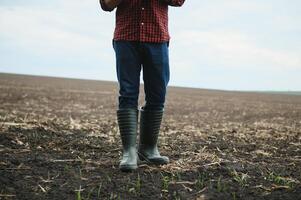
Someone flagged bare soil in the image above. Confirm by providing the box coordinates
[0,73,300,200]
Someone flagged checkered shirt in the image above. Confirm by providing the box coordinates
[100,0,185,43]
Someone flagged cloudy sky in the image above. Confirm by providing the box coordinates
[0,0,300,90]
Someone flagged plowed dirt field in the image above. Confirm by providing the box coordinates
[0,73,300,200]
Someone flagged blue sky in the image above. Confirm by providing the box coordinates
[0,0,300,90]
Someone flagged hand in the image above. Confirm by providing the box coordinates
[103,0,122,10]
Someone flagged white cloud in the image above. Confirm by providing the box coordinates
[173,29,301,70]
[0,3,114,57]
[171,1,270,26]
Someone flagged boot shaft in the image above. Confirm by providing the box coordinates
[117,109,138,149]
[139,109,164,147]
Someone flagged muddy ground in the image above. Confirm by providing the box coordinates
[0,73,300,200]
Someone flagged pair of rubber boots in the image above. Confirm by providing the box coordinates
[117,108,169,172]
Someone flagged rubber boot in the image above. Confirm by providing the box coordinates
[138,108,169,165]
[117,109,138,172]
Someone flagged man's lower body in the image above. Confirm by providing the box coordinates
[113,40,170,172]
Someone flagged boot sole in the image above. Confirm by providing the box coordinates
[119,164,138,172]
[138,156,169,165]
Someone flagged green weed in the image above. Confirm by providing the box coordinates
[216,176,227,193]
[78,166,82,179]
[135,173,141,194]
[231,170,249,187]
[172,191,181,200]
[161,173,171,192]
[109,192,117,200]
[196,171,208,190]
[266,172,297,188]
[173,171,182,182]
[97,182,102,198]
[75,185,83,200]
[128,173,142,196]
[87,187,95,200]
[232,192,236,200]
[63,164,70,172]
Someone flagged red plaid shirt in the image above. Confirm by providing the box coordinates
[100,0,185,43]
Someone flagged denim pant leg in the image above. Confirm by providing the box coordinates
[141,42,170,111]
[113,41,142,109]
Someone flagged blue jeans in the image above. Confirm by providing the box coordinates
[113,41,170,110]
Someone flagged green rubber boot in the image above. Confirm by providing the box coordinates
[117,109,138,172]
[138,109,169,165]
